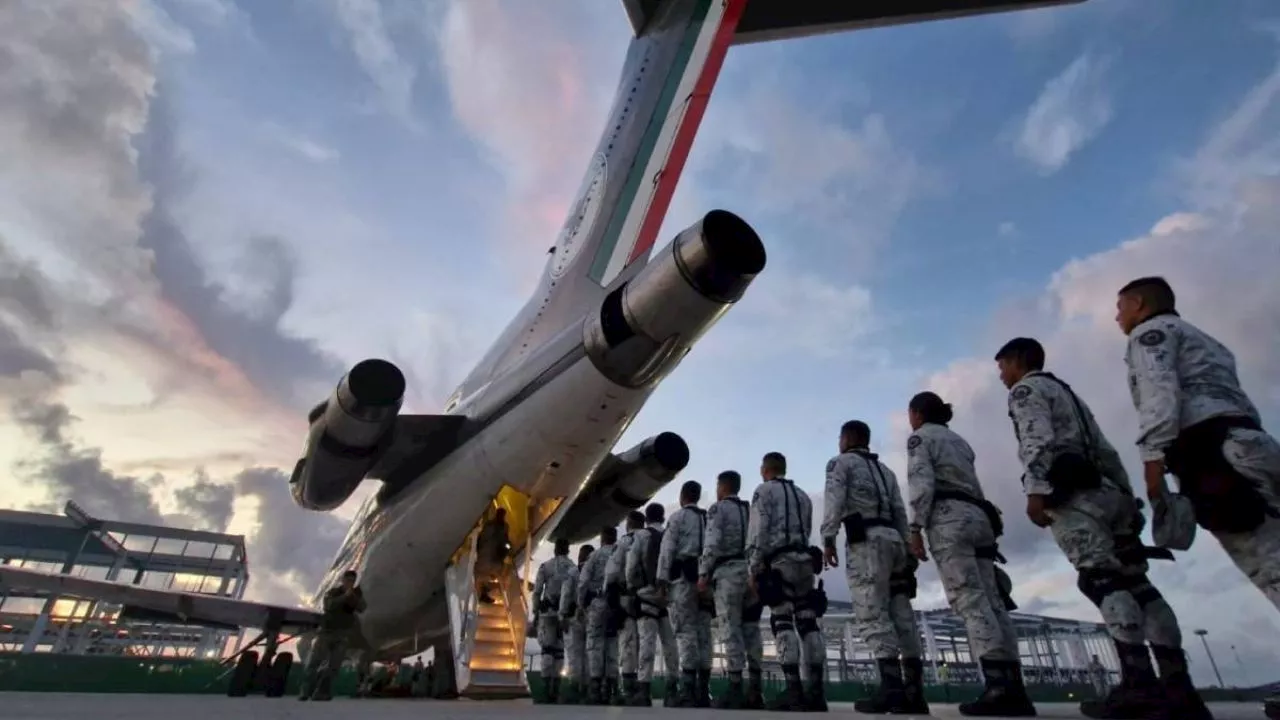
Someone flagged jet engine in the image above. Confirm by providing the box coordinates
[583,209,766,389]
[550,431,690,544]
[290,359,405,511]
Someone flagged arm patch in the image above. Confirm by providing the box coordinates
[907,436,922,451]
[1138,329,1166,347]
[1011,385,1033,401]
[825,458,837,473]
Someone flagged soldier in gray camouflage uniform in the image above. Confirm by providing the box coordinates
[822,421,924,715]
[579,527,619,704]
[699,470,752,708]
[658,480,713,708]
[627,502,680,706]
[557,544,593,704]
[905,395,1035,716]
[748,452,826,712]
[532,539,575,703]
[742,597,766,709]
[998,337,1209,720]
[1116,277,1280,720]
[607,511,645,704]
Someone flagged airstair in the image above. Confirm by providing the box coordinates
[444,519,530,699]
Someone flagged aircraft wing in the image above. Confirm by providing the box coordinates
[0,565,321,633]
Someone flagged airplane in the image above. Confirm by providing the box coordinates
[0,0,1084,701]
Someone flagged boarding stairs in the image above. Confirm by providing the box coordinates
[445,528,530,699]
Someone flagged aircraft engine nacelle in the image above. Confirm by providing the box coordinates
[583,209,766,389]
[550,431,690,544]
[289,359,406,512]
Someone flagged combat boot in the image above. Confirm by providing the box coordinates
[959,659,1037,717]
[614,673,636,705]
[695,668,712,708]
[662,673,681,707]
[1265,693,1279,720]
[310,673,334,702]
[586,676,606,705]
[605,676,620,705]
[626,678,652,706]
[854,657,908,714]
[1150,646,1213,720]
[675,669,698,707]
[900,657,931,715]
[745,669,766,709]
[768,664,806,712]
[712,672,746,709]
[804,664,829,712]
[1080,641,1164,719]
[557,679,582,704]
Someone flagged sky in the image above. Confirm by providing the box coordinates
[2,0,1278,686]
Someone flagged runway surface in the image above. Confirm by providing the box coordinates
[0,694,1268,720]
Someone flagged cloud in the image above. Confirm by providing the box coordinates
[329,0,419,127]
[892,57,1280,683]
[262,122,340,163]
[1013,52,1114,175]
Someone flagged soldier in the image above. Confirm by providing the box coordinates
[532,538,575,704]
[1116,277,1280,720]
[558,544,593,704]
[748,452,826,712]
[821,421,925,715]
[607,511,645,704]
[658,480,713,707]
[742,595,766,709]
[627,502,681,706]
[299,569,365,702]
[579,527,619,704]
[997,337,1210,719]
[698,470,752,708]
[905,394,1035,716]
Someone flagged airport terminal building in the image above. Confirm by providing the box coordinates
[0,502,248,659]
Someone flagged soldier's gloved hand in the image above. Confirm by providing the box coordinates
[905,556,920,575]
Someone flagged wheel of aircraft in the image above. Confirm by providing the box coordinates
[227,650,258,697]
[264,652,293,698]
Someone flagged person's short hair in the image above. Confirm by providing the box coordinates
[342,570,358,580]
[1119,276,1176,314]
[644,502,665,523]
[494,507,506,517]
[626,510,645,529]
[553,538,570,556]
[600,526,618,543]
[840,420,871,445]
[716,470,741,494]
[680,480,702,504]
[578,544,594,561]
[994,337,1046,371]
[762,452,787,475]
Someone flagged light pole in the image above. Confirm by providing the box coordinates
[1194,629,1224,688]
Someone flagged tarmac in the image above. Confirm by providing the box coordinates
[0,694,1269,720]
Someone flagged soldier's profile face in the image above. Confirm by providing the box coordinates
[1115,293,1142,334]
[996,358,1019,389]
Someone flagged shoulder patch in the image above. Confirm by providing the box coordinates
[1138,329,1166,347]
[825,458,837,473]
[907,435,922,451]
[1011,385,1033,401]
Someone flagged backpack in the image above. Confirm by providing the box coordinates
[641,527,663,587]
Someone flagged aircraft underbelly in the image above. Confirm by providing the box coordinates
[355,356,653,652]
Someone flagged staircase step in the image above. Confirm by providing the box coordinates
[468,656,522,672]
[477,614,510,630]
[469,669,525,687]
[473,639,517,658]
[475,628,510,644]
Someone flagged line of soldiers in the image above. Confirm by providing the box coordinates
[530,275,1280,718]
[531,457,832,711]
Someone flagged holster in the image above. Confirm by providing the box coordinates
[841,513,868,544]
[1166,416,1276,534]
[1043,452,1103,508]
[888,571,917,600]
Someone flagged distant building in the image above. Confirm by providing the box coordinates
[0,502,248,658]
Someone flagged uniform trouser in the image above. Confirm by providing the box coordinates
[845,530,921,660]
[635,589,678,682]
[619,612,639,674]
[586,598,619,679]
[766,553,825,666]
[712,561,749,672]
[668,579,712,671]
[303,632,348,692]
[928,502,1019,661]
[1213,427,1280,611]
[1049,487,1182,648]
[564,615,587,683]
[536,614,564,677]
[743,618,763,672]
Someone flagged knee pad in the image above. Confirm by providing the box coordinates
[769,613,794,637]
[1129,578,1166,608]
[1076,568,1135,607]
[796,617,820,637]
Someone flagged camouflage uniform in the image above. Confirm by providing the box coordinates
[658,504,713,707]
[747,478,824,710]
[701,494,752,707]
[824,448,923,713]
[578,542,618,704]
[533,554,575,702]
[606,530,639,702]
[558,563,587,703]
[1009,370,1198,718]
[299,586,364,701]
[627,522,680,706]
[1126,314,1280,609]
